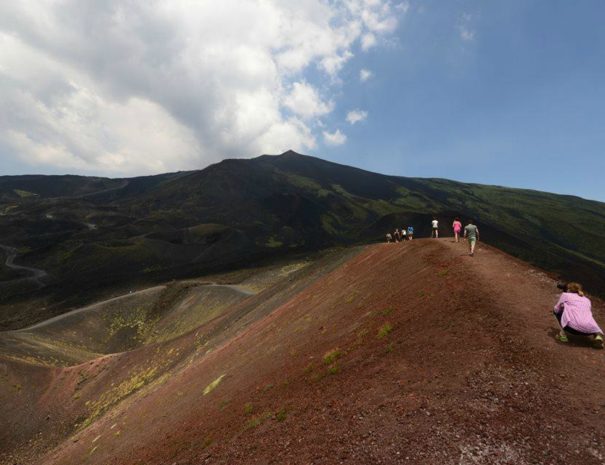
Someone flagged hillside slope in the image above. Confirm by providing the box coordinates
[1,151,605,328]
[2,239,604,465]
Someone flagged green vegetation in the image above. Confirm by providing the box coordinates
[320,214,340,236]
[107,308,154,341]
[377,323,393,339]
[244,402,254,414]
[245,411,273,430]
[275,407,287,422]
[13,189,38,198]
[281,172,333,198]
[265,237,283,248]
[219,399,231,410]
[203,374,226,396]
[323,348,342,365]
[327,364,340,375]
[79,366,159,430]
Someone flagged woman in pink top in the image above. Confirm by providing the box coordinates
[452,218,462,243]
[553,282,603,348]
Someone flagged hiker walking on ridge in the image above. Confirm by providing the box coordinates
[553,282,604,348]
[407,226,414,240]
[431,218,439,238]
[463,220,479,256]
[394,228,401,242]
[386,232,392,243]
[452,217,462,243]
[401,227,407,241]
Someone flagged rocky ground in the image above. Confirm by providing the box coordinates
[1,239,604,465]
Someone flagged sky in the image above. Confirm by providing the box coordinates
[0,1,604,201]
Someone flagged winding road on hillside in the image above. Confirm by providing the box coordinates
[0,244,47,288]
[14,281,256,333]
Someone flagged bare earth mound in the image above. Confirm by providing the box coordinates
[1,240,605,465]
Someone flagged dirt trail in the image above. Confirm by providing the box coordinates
[0,244,48,288]
[9,282,256,333]
[4,240,605,465]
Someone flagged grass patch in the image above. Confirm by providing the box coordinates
[79,366,159,430]
[377,323,393,339]
[219,399,230,410]
[323,348,342,365]
[245,412,272,430]
[437,268,449,277]
[303,363,314,374]
[311,371,327,382]
[244,402,254,415]
[265,236,283,248]
[327,364,340,375]
[380,308,394,316]
[275,407,287,422]
[14,189,38,198]
[203,374,226,396]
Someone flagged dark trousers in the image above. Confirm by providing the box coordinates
[554,311,592,336]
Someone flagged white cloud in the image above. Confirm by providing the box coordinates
[346,110,368,124]
[458,13,476,42]
[395,2,411,14]
[361,33,378,50]
[0,1,404,175]
[283,82,334,119]
[323,129,347,146]
[460,27,475,42]
[360,68,374,82]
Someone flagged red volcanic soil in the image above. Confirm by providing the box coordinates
[3,239,605,465]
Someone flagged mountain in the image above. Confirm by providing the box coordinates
[1,151,605,329]
[2,241,605,464]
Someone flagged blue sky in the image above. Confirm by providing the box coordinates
[1,1,604,201]
[325,0,605,201]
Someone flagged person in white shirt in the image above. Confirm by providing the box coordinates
[431,218,439,238]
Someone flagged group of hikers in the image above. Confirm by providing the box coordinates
[384,216,604,349]
[385,226,414,243]
[386,217,479,256]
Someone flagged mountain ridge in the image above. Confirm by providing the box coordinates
[1,151,605,330]
[2,239,605,465]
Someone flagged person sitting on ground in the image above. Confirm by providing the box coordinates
[463,219,479,256]
[452,217,462,243]
[386,232,392,243]
[407,226,414,240]
[553,282,604,348]
[394,228,401,242]
[431,218,439,238]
